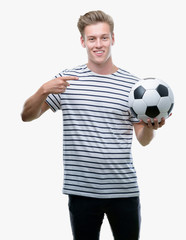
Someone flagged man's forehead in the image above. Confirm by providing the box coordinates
[84,22,111,36]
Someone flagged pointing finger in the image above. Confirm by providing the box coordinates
[60,76,79,81]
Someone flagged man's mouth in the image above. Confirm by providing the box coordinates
[94,50,104,56]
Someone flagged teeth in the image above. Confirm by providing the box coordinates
[96,51,103,53]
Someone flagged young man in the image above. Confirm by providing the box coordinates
[21,10,165,240]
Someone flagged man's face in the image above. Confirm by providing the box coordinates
[81,22,115,66]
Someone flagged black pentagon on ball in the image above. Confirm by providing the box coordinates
[145,106,160,118]
[156,84,168,97]
[134,86,146,99]
[130,107,138,118]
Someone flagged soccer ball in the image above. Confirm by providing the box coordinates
[129,78,174,123]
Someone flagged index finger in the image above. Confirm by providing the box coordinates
[60,76,79,81]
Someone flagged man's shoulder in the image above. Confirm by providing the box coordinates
[117,67,140,81]
[114,67,141,88]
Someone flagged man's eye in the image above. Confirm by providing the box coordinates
[103,37,108,40]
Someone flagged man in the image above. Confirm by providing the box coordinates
[21,10,165,240]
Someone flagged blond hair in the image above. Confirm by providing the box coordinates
[77,10,114,37]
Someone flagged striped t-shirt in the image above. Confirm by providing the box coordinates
[46,64,140,198]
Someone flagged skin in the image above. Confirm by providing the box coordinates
[21,21,165,145]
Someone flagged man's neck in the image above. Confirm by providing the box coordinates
[87,60,118,75]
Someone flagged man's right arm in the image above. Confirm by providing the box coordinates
[21,76,78,122]
[21,86,50,122]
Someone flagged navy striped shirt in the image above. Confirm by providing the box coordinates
[46,64,140,198]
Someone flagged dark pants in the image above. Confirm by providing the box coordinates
[68,195,141,240]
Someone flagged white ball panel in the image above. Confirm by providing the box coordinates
[168,87,174,103]
[158,97,171,112]
[156,112,169,121]
[140,79,159,90]
[143,90,160,106]
[132,99,147,115]
[138,115,148,123]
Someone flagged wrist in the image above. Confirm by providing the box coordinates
[40,83,51,96]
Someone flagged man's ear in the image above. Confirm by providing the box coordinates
[111,32,115,46]
[80,36,86,48]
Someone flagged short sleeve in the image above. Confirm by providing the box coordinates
[45,72,64,112]
[130,115,140,123]
[45,93,61,112]
[128,109,140,123]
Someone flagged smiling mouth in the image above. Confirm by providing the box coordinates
[94,50,104,56]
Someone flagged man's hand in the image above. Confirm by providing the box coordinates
[139,117,165,130]
[42,76,79,95]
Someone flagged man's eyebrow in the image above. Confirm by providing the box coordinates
[87,33,110,38]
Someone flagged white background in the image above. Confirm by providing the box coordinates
[1,0,185,239]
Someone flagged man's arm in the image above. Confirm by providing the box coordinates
[21,87,50,122]
[21,76,78,122]
[133,118,165,146]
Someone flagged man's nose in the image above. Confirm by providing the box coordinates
[95,39,102,48]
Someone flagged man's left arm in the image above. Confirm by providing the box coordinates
[133,118,165,146]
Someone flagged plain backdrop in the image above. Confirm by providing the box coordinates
[1,0,185,239]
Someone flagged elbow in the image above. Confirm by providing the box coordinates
[138,137,153,146]
[21,111,39,122]
[21,105,39,122]
[21,112,29,122]
[140,141,150,147]
[21,103,30,122]
[21,111,34,122]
